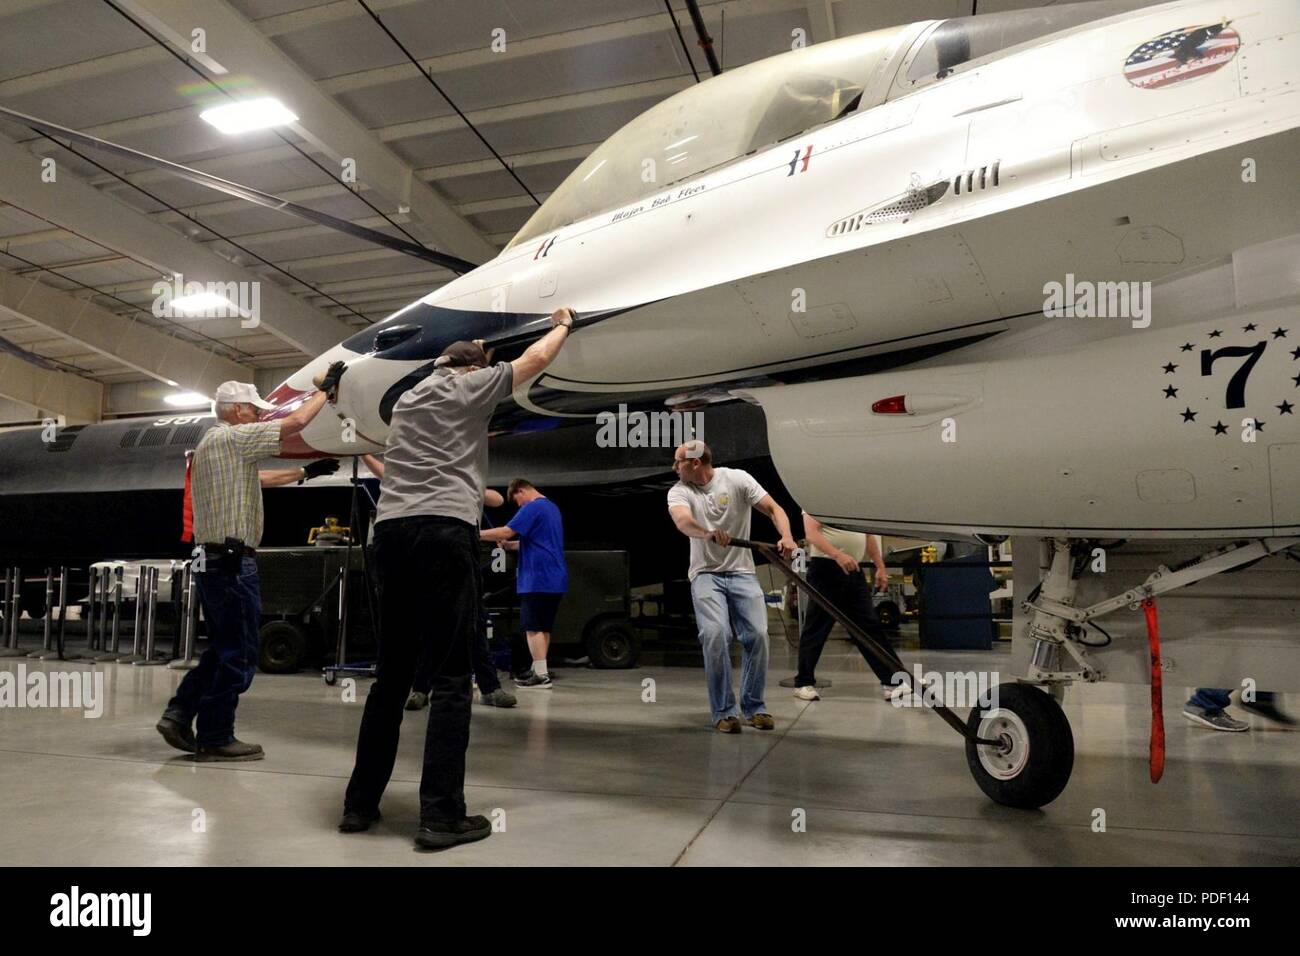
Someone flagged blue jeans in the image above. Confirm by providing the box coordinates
[165,557,261,747]
[1187,688,1275,711]
[690,571,769,723]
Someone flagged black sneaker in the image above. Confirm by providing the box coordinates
[194,739,265,761]
[405,691,428,711]
[338,808,381,833]
[1239,698,1296,726]
[516,671,552,689]
[156,716,197,753]
[415,815,492,850]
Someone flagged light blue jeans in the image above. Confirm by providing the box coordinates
[690,572,769,723]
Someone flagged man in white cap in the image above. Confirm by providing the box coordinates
[156,368,343,761]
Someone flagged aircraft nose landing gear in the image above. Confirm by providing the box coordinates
[965,682,1075,809]
[729,537,1068,810]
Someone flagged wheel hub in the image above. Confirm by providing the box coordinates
[977,709,1030,780]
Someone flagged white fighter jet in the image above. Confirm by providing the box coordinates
[3,0,1298,807]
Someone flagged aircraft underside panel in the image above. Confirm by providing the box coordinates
[739,303,1300,539]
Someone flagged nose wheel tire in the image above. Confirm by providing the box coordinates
[966,682,1073,809]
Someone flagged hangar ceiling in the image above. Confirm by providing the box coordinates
[0,0,1156,421]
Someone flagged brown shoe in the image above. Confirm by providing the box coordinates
[194,739,265,762]
[714,716,742,734]
[745,713,775,731]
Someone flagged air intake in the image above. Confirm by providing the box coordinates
[826,180,950,237]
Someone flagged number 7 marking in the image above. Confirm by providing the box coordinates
[1200,341,1266,409]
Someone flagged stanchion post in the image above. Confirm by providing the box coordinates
[0,566,26,657]
[116,565,145,664]
[109,566,124,654]
[136,566,166,666]
[168,566,199,670]
[33,567,54,656]
[47,566,79,662]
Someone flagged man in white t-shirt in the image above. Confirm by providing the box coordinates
[667,440,796,733]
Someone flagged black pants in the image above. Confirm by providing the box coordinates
[412,571,499,696]
[795,558,897,687]
[344,515,480,823]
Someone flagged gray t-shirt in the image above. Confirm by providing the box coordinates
[666,466,768,581]
[375,362,514,527]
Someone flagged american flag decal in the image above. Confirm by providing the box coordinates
[1124,22,1240,90]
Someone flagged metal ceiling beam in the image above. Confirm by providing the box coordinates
[0,132,355,356]
[806,0,837,42]
[376,76,690,142]
[0,352,102,423]
[1,0,796,103]
[318,0,796,96]
[0,268,251,394]
[115,0,497,265]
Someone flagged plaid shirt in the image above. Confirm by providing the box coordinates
[191,421,282,547]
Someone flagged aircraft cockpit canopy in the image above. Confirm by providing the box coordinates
[507,0,1153,249]
[507,26,902,248]
[899,0,1153,90]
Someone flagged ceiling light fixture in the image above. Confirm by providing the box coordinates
[170,291,239,316]
[163,391,210,408]
[200,97,298,135]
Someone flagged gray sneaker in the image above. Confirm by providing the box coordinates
[405,691,428,711]
[479,688,517,708]
[1183,706,1249,732]
[516,671,552,689]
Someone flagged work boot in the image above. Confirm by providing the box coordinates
[745,713,775,731]
[415,815,491,850]
[195,739,265,761]
[338,807,381,833]
[714,716,742,734]
[479,688,517,708]
[405,691,428,711]
[156,716,197,753]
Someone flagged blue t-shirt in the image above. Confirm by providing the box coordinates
[507,497,567,594]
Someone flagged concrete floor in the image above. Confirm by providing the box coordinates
[1,638,1297,866]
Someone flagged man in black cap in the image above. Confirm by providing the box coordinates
[340,308,576,849]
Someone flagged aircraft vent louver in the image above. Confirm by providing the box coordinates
[120,429,142,449]
[825,180,950,237]
[170,424,204,446]
[139,428,172,448]
[953,160,1001,195]
[44,425,85,453]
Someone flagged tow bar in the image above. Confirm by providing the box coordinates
[730,539,1001,748]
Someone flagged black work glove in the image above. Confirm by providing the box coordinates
[301,459,340,482]
[317,360,347,402]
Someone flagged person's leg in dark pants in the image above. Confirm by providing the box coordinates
[344,519,427,814]
[416,523,478,823]
[410,645,434,697]
[167,558,261,748]
[793,559,840,688]
[472,620,501,695]
[839,572,898,689]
